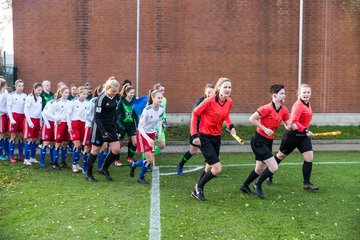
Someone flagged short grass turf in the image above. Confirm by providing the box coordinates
[0,151,359,239]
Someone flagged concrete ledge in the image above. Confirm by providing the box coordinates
[167,113,360,126]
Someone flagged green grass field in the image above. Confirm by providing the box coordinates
[166,125,360,141]
[1,151,359,239]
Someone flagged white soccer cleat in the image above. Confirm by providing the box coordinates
[29,158,39,163]
[23,159,32,166]
[76,164,83,171]
[72,165,79,173]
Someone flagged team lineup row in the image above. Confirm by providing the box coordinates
[0,76,318,199]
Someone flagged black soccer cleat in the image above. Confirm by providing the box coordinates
[137,177,149,184]
[86,175,98,182]
[266,176,273,185]
[191,184,206,201]
[240,184,253,194]
[52,163,60,170]
[98,169,113,181]
[130,166,135,178]
[303,183,319,190]
[253,184,265,199]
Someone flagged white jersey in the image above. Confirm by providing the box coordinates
[85,97,97,128]
[42,100,56,126]
[46,98,72,123]
[7,91,27,114]
[24,94,42,119]
[67,98,88,128]
[0,90,8,115]
[138,105,164,141]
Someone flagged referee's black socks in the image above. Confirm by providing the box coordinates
[302,161,313,184]
[197,171,216,190]
[179,151,193,167]
[274,155,282,165]
[243,170,260,187]
[256,168,274,186]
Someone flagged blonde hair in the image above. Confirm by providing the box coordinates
[215,77,231,96]
[77,86,87,93]
[297,83,311,96]
[54,85,69,100]
[148,89,161,105]
[153,83,164,90]
[103,76,120,91]
[0,78,7,93]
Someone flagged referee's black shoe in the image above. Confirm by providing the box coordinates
[303,183,319,190]
[240,184,253,194]
[266,176,273,185]
[86,175,97,182]
[191,184,206,201]
[99,169,113,181]
[253,183,265,199]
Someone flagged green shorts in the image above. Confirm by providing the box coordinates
[118,122,137,140]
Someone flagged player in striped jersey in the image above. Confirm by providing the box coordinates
[46,86,72,169]
[0,77,9,161]
[23,83,43,166]
[130,89,165,184]
[7,79,27,163]
[67,86,88,173]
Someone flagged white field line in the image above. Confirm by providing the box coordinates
[149,166,161,240]
[159,161,360,176]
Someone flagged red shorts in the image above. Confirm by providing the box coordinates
[54,122,69,143]
[24,118,41,139]
[8,113,25,133]
[136,131,155,153]
[82,127,91,146]
[0,114,8,133]
[41,121,55,142]
[70,120,86,141]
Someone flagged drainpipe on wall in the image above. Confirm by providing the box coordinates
[136,0,141,97]
[298,0,304,90]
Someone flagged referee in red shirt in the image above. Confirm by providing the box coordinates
[275,83,319,191]
[240,84,290,199]
[190,77,236,201]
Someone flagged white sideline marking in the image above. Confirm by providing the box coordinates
[159,166,203,176]
[149,166,161,240]
[159,161,360,176]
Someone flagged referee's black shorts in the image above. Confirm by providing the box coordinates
[279,130,313,155]
[199,133,221,165]
[250,132,274,161]
[90,122,119,147]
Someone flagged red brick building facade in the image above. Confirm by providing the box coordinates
[12,1,360,113]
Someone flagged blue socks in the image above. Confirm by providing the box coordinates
[132,159,143,168]
[61,147,67,163]
[4,138,9,156]
[30,142,37,158]
[0,139,4,155]
[53,147,59,165]
[24,141,31,160]
[139,161,151,178]
[40,146,47,167]
[97,151,106,170]
[72,148,80,165]
[9,140,15,158]
[18,140,24,157]
[82,152,88,173]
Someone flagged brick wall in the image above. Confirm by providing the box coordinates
[13,0,360,113]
